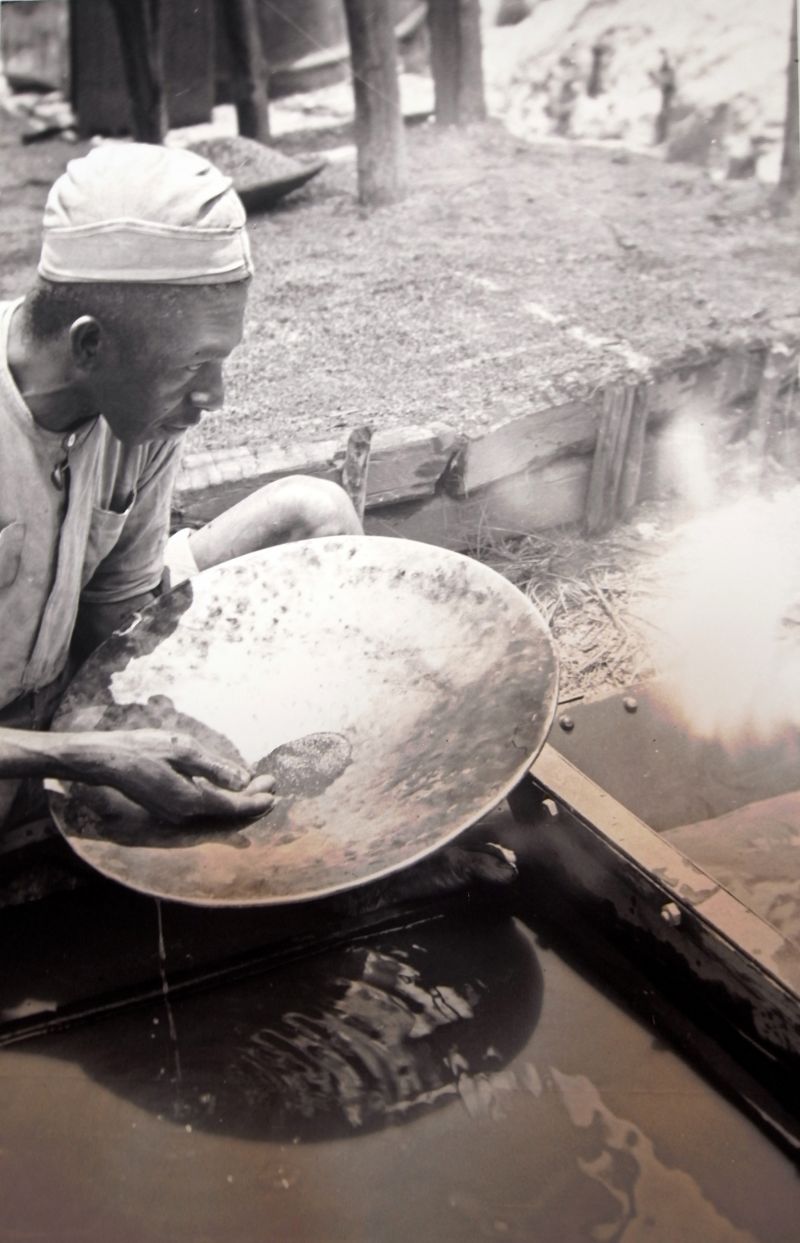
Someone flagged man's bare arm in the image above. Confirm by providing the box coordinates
[0,726,275,822]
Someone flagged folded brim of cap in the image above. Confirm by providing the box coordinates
[38,217,254,284]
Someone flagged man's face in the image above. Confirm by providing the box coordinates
[90,282,249,445]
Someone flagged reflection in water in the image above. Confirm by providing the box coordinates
[552,1070,759,1243]
[60,912,542,1143]
[230,945,480,1130]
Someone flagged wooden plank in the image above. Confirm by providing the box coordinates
[174,341,784,535]
[174,424,461,524]
[528,745,800,1057]
[445,348,759,503]
[176,342,779,528]
[175,401,665,543]
[363,424,462,506]
[444,398,598,497]
[366,454,592,548]
[714,345,767,409]
[178,449,591,544]
[637,352,723,427]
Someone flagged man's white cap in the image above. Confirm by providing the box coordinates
[38,143,254,285]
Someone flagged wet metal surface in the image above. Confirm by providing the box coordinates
[549,681,800,833]
[664,792,800,945]
[48,537,558,905]
[547,683,800,950]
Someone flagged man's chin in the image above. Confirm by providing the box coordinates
[135,420,193,444]
[154,422,191,439]
[102,409,198,444]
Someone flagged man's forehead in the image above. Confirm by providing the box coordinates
[141,282,248,352]
[140,280,249,320]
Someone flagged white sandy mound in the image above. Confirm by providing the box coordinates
[483,0,792,179]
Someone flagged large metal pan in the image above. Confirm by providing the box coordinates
[47,536,558,906]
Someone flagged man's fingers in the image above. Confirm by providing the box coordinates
[245,773,276,794]
[170,739,251,791]
[106,733,279,821]
[195,781,276,819]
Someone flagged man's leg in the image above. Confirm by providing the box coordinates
[181,475,363,577]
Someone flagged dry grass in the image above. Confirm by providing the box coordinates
[473,501,676,702]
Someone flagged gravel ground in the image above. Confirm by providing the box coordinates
[1,109,798,458]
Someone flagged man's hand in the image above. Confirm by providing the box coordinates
[73,729,277,822]
[0,725,275,824]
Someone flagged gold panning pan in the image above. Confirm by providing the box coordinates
[47,536,558,906]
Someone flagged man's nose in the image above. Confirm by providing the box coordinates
[188,364,225,412]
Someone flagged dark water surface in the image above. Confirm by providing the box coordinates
[0,896,796,1243]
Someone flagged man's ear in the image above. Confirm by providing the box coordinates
[68,316,103,370]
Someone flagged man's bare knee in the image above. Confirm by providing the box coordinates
[273,475,363,538]
[188,475,362,573]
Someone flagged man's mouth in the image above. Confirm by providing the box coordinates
[161,411,204,433]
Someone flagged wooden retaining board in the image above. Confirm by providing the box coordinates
[175,422,462,524]
[174,340,789,544]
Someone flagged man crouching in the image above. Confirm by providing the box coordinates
[0,143,359,829]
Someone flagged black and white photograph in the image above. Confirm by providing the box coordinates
[0,1,798,1239]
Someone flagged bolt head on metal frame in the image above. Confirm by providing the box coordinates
[660,901,682,927]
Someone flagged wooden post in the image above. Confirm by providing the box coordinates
[778,0,799,198]
[107,0,167,143]
[748,342,796,468]
[585,383,649,535]
[216,0,271,143]
[341,426,373,524]
[342,0,407,207]
[617,385,649,519]
[428,0,487,126]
